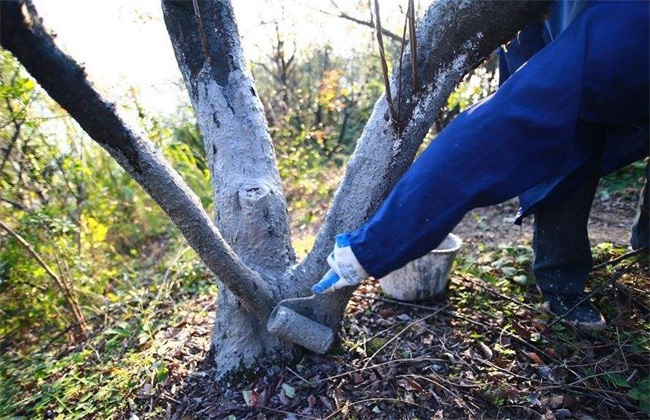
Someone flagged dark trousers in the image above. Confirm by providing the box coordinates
[533,161,649,296]
[532,166,600,296]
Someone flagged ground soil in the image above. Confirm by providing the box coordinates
[146,188,648,419]
[452,188,638,253]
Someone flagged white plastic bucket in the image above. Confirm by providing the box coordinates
[379,233,462,301]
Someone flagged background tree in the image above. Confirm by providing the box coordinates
[0,0,550,383]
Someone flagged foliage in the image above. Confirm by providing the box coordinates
[0,239,215,419]
[598,158,647,201]
[0,51,210,347]
[251,43,384,223]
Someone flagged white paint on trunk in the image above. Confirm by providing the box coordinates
[190,65,298,381]
[162,0,551,383]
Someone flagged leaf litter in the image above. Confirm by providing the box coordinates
[141,198,649,419]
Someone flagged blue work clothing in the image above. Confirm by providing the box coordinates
[347,0,649,279]
[499,1,648,221]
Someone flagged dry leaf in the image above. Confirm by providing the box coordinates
[479,341,493,360]
[549,366,567,383]
[548,394,564,409]
[528,393,542,407]
[527,352,545,365]
[319,395,334,411]
[278,388,290,405]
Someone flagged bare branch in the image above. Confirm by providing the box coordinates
[408,0,419,92]
[295,0,402,42]
[0,118,21,175]
[373,0,395,123]
[0,0,276,318]
[396,6,409,121]
[0,196,28,211]
[0,218,87,329]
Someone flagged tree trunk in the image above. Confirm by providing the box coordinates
[164,0,550,382]
[161,0,303,383]
[291,0,552,346]
[1,0,550,384]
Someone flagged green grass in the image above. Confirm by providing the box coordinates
[0,238,215,419]
[598,159,647,201]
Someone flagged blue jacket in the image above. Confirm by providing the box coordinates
[499,0,648,222]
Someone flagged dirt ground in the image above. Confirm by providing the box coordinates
[452,189,638,254]
[148,188,648,419]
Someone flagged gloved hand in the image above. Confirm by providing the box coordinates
[311,233,369,294]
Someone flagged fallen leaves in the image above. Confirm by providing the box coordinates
[143,246,648,419]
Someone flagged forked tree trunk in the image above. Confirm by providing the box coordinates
[163,0,550,383]
[1,0,550,384]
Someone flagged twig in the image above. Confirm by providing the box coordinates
[404,373,484,413]
[459,274,541,314]
[373,0,395,123]
[396,7,408,121]
[0,218,87,330]
[537,383,642,414]
[542,258,645,333]
[261,405,321,420]
[0,118,22,175]
[446,309,561,365]
[0,196,28,211]
[295,0,402,41]
[592,247,648,270]
[324,396,433,419]
[191,0,211,62]
[614,283,650,314]
[313,357,439,385]
[475,358,530,380]
[352,292,559,364]
[353,292,444,311]
[286,366,311,385]
[362,304,450,368]
[408,0,419,92]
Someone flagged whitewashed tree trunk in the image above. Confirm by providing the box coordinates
[1,0,550,384]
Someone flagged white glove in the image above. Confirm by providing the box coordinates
[311,233,369,294]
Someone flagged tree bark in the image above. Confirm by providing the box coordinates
[163,0,298,382]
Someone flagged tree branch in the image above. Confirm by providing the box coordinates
[0,99,23,175]
[0,196,28,211]
[0,0,276,318]
[373,0,395,123]
[298,1,401,42]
